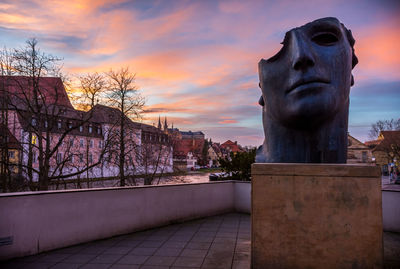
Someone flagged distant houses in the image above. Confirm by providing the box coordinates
[4,74,390,189]
[346,131,400,175]
[365,130,400,174]
[170,129,205,170]
[347,134,373,164]
[0,75,173,189]
[220,140,243,154]
[2,75,247,188]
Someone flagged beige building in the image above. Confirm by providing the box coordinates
[347,134,373,164]
[208,143,222,166]
[369,131,400,173]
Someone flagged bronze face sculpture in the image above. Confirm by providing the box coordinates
[257,17,358,163]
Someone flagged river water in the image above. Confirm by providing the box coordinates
[48,172,212,190]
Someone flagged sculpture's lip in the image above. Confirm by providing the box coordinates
[287,78,330,95]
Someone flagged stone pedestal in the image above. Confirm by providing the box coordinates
[251,163,383,269]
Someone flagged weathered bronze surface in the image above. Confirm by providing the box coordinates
[257,17,358,163]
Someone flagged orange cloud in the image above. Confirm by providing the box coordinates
[218,119,238,124]
[354,17,400,80]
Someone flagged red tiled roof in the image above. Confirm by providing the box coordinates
[364,139,381,147]
[211,143,222,154]
[380,130,400,139]
[0,76,73,110]
[220,140,242,152]
[174,138,204,159]
[374,131,400,151]
[90,104,142,129]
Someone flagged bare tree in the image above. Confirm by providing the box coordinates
[104,67,145,186]
[139,126,175,185]
[0,47,14,191]
[74,72,106,110]
[369,118,400,139]
[0,39,108,191]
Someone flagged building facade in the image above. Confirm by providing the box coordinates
[347,134,373,164]
[0,76,173,186]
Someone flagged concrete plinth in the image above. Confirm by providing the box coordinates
[251,163,383,269]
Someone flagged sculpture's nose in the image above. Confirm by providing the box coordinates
[290,31,315,71]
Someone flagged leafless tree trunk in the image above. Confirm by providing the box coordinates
[0,48,18,192]
[105,67,144,186]
[140,130,175,186]
[369,119,400,139]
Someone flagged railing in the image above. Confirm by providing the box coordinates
[382,189,400,233]
[0,181,250,260]
[1,182,398,261]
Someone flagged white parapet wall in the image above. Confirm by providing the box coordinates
[234,181,251,213]
[382,190,400,233]
[0,181,251,260]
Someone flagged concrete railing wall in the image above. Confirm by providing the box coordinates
[234,181,251,213]
[0,181,247,260]
[382,190,400,233]
[1,181,397,260]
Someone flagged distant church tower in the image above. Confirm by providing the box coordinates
[164,116,168,132]
[158,116,161,130]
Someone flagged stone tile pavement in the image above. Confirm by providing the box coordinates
[2,213,399,269]
[1,213,250,269]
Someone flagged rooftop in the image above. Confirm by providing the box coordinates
[0,76,73,110]
[1,213,399,269]
[0,179,399,268]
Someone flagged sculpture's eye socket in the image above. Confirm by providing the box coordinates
[312,32,338,46]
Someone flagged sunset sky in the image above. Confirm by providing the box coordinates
[0,0,399,146]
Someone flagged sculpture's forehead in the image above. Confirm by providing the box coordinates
[264,17,343,63]
[290,17,341,34]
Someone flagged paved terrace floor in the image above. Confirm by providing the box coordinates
[2,213,400,269]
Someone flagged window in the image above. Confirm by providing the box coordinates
[8,151,15,158]
[79,125,83,132]
[57,152,63,163]
[45,121,48,128]
[58,120,62,129]
[79,153,83,163]
[31,118,37,126]
[31,135,37,145]
[89,125,93,133]
[99,140,103,148]
[89,140,93,148]
[89,153,93,163]
[70,155,75,163]
[70,138,74,147]
[80,139,84,147]
[97,127,101,134]
[362,151,367,163]
[68,121,73,129]
[32,151,37,163]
